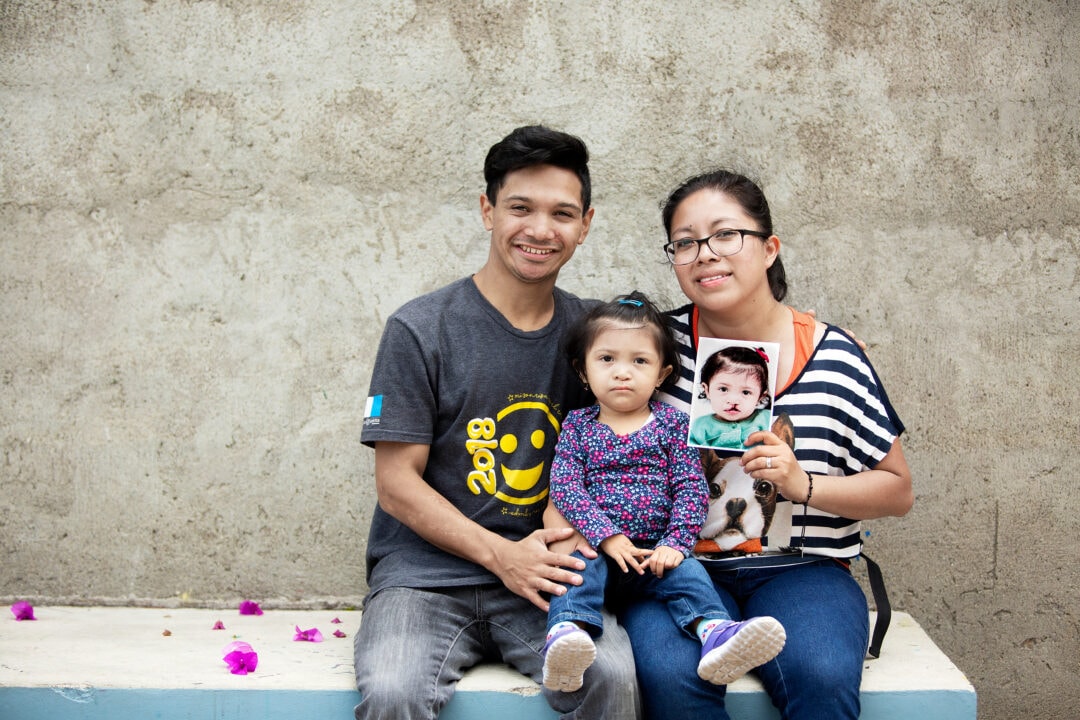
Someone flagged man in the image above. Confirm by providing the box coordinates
[354,125,640,720]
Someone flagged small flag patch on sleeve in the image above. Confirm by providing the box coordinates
[365,395,383,419]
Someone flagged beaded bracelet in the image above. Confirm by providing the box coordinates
[802,471,814,505]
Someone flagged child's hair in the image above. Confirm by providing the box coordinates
[698,346,772,408]
[561,290,679,389]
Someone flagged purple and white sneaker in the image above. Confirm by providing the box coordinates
[542,625,597,692]
[697,616,786,685]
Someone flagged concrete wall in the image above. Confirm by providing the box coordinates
[2,1,1077,718]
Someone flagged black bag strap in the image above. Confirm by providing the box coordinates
[860,552,891,659]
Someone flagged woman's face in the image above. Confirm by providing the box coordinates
[668,188,779,314]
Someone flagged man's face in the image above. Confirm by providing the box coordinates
[480,164,594,286]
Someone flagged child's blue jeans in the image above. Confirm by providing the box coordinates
[547,550,730,638]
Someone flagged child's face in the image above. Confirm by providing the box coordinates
[703,368,765,422]
[583,323,672,420]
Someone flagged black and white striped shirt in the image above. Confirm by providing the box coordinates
[659,304,905,560]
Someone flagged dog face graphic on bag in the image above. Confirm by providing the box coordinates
[695,413,795,555]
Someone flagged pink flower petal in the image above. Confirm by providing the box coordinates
[11,601,35,621]
[222,641,258,675]
[223,649,259,675]
[333,629,347,638]
[238,600,263,616]
[293,625,323,642]
[212,620,226,630]
[330,617,342,624]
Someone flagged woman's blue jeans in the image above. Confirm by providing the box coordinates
[619,557,869,720]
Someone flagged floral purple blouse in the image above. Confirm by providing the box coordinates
[550,400,707,555]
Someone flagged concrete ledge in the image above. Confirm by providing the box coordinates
[0,607,975,719]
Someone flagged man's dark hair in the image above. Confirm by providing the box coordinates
[484,125,591,211]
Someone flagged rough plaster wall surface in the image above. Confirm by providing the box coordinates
[1,1,1077,718]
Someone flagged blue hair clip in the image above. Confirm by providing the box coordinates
[618,299,644,307]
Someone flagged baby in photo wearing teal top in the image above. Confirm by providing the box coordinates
[689,345,772,451]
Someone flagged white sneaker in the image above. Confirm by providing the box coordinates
[542,626,597,692]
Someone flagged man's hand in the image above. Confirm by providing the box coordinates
[490,527,588,612]
[542,502,599,559]
[599,533,652,575]
[373,444,595,613]
[645,545,684,578]
[805,308,867,351]
[547,528,598,560]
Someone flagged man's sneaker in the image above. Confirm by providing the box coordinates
[542,625,597,692]
[697,616,786,685]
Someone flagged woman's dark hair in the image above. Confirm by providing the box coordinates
[484,125,592,211]
[698,346,772,409]
[661,169,787,302]
[561,290,680,389]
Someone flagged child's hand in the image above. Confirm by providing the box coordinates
[646,545,684,578]
[600,534,652,575]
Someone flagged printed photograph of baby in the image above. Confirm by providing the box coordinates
[688,338,780,454]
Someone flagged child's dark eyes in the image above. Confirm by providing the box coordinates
[594,355,651,365]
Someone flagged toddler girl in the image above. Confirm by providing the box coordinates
[542,292,785,692]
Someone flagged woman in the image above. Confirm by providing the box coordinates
[620,170,914,720]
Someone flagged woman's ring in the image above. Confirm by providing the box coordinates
[765,456,772,469]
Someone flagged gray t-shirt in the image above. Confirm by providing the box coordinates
[361,277,594,596]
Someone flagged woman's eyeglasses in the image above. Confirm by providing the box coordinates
[663,228,769,265]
